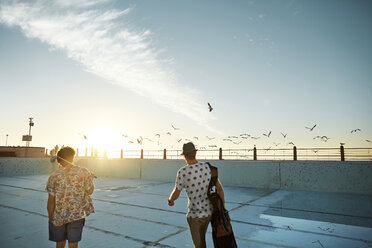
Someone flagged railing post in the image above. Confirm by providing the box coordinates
[219,148,222,160]
[293,146,297,161]
[120,149,123,159]
[340,145,345,161]
[253,146,257,160]
[85,148,88,157]
[76,148,79,158]
[91,148,94,157]
[140,149,144,159]
[163,149,167,160]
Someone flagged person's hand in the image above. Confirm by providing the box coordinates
[168,199,174,206]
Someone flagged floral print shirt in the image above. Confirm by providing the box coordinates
[46,166,95,226]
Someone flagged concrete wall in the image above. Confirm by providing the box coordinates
[279,161,372,195]
[0,158,58,175]
[1,158,371,195]
[0,146,46,158]
[210,160,280,189]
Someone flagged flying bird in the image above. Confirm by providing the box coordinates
[305,124,317,131]
[366,140,372,143]
[166,132,172,136]
[128,141,134,144]
[207,102,213,112]
[241,136,249,139]
[273,142,280,146]
[228,136,238,139]
[321,136,330,142]
[233,141,242,145]
[193,137,199,140]
[251,136,260,140]
[240,133,250,137]
[313,136,322,140]
[281,132,287,138]
[340,142,345,146]
[144,138,154,142]
[83,135,88,140]
[155,134,160,138]
[208,145,217,148]
[171,125,180,130]
[223,139,232,142]
[265,147,272,151]
[263,131,271,137]
[137,137,143,144]
[351,129,361,133]
[185,139,191,142]
[206,136,215,140]
[288,142,295,146]
[176,139,182,143]
[122,134,128,138]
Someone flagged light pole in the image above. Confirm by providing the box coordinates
[23,117,34,157]
[26,117,34,147]
[5,134,8,146]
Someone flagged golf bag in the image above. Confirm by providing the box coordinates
[206,162,237,248]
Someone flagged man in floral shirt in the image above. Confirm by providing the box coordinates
[46,146,95,248]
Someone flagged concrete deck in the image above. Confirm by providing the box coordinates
[0,175,371,248]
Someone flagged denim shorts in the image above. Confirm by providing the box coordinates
[49,218,85,242]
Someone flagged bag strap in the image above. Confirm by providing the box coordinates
[206,162,218,198]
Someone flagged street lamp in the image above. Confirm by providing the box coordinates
[22,117,34,147]
[27,117,34,147]
[5,134,8,146]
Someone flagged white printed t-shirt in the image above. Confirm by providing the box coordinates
[175,162,213,218]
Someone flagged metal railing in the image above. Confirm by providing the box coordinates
[75,146,372,161]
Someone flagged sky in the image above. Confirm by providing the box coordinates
[0,0,371,153]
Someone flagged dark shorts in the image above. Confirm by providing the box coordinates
[49,218,85,242]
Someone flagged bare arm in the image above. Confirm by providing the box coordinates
[216,179,225,204]
[86,184,94,195]
[168,186,181,206]
[86,172,95,195]
[47,194,55,222]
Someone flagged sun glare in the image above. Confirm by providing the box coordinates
[81,125,124,153]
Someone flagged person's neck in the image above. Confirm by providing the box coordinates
[186,159,198,165]
[63,163,74,169]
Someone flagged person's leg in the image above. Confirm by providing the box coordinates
[199,216,211,247]
[49,221,67,246]
[68,242,78,248]
[56,240,66,248]
[187,217,211,248]
[66,219,85,247]
[187,217,201,248]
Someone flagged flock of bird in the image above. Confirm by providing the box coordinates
[80,102,372,149]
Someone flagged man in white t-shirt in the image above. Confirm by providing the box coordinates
[168,142,225,248]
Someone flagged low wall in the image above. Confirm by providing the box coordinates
[0,146,46,158]
[279,161,372,195]
[0,158,371,195]
[0,158,58,175]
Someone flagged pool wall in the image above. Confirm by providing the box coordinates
[1,158,371,195]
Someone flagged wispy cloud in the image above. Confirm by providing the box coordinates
[0,0,218,131]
